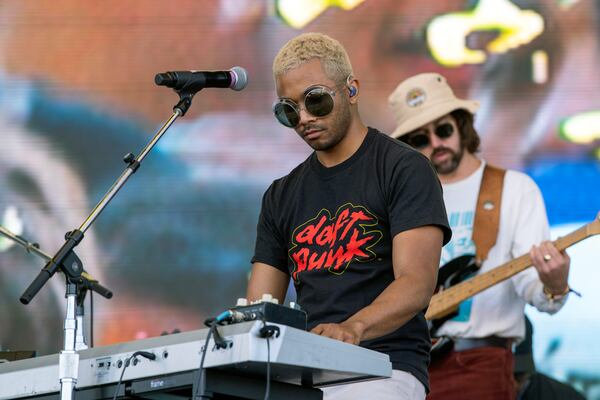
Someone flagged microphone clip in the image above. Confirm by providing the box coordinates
[173,92,194,117]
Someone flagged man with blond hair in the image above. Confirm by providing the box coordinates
[388,73,572,400]
[247,33,451,399]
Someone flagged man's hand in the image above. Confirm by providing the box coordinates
[530,241,570,294]
[311,321,366,345]
[308,226,442,344]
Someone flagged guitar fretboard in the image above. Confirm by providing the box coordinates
[425,222,593,320]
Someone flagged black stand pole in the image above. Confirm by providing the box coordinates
[19,107,181,305]
[0,225,113,302]
[17,85,200,400]
[0,225,111,350]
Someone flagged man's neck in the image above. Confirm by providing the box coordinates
[438,152,481,184]
[316,119,368,168]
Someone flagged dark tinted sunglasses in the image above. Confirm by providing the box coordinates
[404,123,454,149]
[273,86,337,128]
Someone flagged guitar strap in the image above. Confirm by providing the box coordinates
[472,164,506,265]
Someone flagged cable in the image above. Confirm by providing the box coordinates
[264,333,271,400]
[111,351,155,400]
[193,310,276,399]
[89,290,94,347]
[258,317,279,400]
[191,324,215,400]
[111,357,131,400]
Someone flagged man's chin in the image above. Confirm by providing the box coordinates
[434,161,458,175]
[306,136,337,152]
[308,141,332,151]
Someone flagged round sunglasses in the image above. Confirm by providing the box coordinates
[273,86,338,128]
[404,122,454,149]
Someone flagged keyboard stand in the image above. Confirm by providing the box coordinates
[21,369,323,400]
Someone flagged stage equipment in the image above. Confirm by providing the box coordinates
[16,67,248,400]
[0,321,391,399]
[0,225,112,350]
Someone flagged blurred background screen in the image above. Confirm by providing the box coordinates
[0,0,598,397]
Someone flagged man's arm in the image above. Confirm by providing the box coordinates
[247,262,290,304]
[509,175,571,310]
[311,225,443,344]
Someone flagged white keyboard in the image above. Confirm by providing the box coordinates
[0,321,391,399]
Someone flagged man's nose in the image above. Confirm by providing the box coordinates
[298,106,316,126]
[429,130,444,148]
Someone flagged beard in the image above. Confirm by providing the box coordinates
[300,101,352,152]
[431,145,464,175]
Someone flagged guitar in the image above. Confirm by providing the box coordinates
[426,213,600,355]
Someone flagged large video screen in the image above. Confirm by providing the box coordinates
[0,0,598,396]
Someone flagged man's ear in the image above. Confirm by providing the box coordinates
[346,75,360,103]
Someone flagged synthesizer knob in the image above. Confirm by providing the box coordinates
[261,293,273,303]
[236,298,248,306]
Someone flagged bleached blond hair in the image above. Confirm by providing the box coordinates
[273,33,353,84]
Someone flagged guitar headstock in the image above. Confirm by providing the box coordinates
[588,212,600,236]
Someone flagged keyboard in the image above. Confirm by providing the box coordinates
[0,321,391,399]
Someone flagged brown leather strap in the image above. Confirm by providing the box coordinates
[472,164,506,264]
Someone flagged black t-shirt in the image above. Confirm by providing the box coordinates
[252,128,451,391]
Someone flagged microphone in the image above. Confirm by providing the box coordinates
[154,66,248,92]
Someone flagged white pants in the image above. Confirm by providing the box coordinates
[321,370,426,400]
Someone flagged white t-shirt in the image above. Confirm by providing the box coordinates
[437,161,567,341]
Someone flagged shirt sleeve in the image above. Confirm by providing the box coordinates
[251,184,290,274]
[508,173,568,313]
[387,150,452,244]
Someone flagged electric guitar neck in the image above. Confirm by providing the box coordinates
[426,213,600,321]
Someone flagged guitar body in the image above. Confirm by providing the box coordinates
[430,336,454,359]
[425,213,600,360]
[437,255,479,291]
[427,254,478,360]
[428,254,478,333]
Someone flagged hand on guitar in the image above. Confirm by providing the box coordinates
[530,241,571,295]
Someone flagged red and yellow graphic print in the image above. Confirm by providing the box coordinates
[288,203,383,281]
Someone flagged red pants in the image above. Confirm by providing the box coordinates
[427,346,515,400]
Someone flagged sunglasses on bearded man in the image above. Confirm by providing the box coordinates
[403,122,455,149]
[273,85,342,128]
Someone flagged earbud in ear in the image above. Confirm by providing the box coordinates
[349,86,357,97]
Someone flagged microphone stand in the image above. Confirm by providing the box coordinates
[17,86,199,400]
[0,225,112,350]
